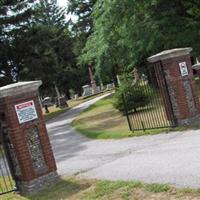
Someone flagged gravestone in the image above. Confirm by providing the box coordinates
[82,85,92,97]
[96,86,101,93]
[58,97,68,108]
[106,83,115,90]
[0,81,58,194]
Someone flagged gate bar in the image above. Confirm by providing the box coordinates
[122,94,132,131]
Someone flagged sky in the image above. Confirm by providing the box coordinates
[57,0,67,7]
[57,0,77,22]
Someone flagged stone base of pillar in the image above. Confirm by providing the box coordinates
[18,171,59,195]
[177,114,200,126]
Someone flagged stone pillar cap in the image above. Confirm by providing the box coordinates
[192,63,200,70]
[0,81,42,98]
[147,47,192,63]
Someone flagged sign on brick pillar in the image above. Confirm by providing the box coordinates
[0,81,58,194]
[148,48,200,126]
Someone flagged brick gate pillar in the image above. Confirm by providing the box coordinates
[148,48,200,125]
[0,81,58,194]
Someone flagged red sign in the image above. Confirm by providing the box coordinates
[15,100,38,124]
[15,101,33,110]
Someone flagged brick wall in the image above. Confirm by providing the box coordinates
[162,55,200,125]
[0,86,58,194]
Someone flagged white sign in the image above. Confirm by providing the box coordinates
[15,100,38,124]
[179,62,188,77]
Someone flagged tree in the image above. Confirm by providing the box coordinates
[0,0,36,86]
[15,25,63,93]
[67,1,96,57]
[14,0,75,96]
[0,0,89,98]
[148,0,200,55]
[67,0,102,92]
[81,0,200,81]
[80,0,135,85]
[34,0,66,27]
[68,0,95,33]
[16,0,89,97]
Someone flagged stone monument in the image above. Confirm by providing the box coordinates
[82,85,92,97]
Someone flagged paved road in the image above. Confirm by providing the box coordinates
[47,94,200,189]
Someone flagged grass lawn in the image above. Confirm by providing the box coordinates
[2,177,200,200]
[42,91,113,121]
[43,106,70,121]
[72,95,170,139]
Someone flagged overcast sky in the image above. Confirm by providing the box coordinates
[57,0,77,22]
[57,0,68,7]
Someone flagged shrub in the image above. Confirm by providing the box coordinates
[113,83,149,112]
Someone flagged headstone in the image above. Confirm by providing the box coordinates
[58,97,68,108]
[96,86,101,93]
[100,83,105,91]
[82,85,92,97]
[74,94,78,100]
[106,83,115,90]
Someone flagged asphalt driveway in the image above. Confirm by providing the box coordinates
[46,94,200,189]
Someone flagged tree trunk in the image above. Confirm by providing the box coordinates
[112,66,119,87]
[65,90,70,100]
[54,83,61,107]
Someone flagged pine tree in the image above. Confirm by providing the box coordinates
[16,0,78,97]
[34,0,66,27]
[0,0,36,86]
[68,0,96,34]
[67,0,97,54]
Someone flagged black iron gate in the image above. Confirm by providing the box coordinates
[0,122,17,195]
[123,62,176,131]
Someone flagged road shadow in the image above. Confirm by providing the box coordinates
[48,122,91,162]
[46,94,111,163]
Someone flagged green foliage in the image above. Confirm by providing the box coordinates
[68,0,96,37]
[113,83,150,112]
[80,0,200,81]
[67,0,98,88]
[15,25,74,95]
[0,0,36,85]
[68,0,96,57]
[93,180,143,198]
[34,0,66,27]
[145,183,171,193]
[3,177,200,200]
[0,0,88,97]
[44,107,69,121]
[69,88,76,98]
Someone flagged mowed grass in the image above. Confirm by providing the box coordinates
[2,177,200,200]
[42,91,113,121]
[72,95,169,139]
[43,106,70,121]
